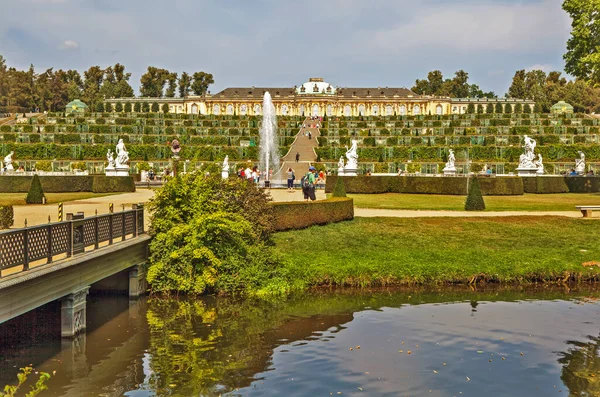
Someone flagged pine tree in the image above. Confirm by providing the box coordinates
[331,176,347,197]
[477,104,484,114]
[115,102,123,112]
[464,177,485,211]
[161,103,169,113]
[26,174,46,204]
[495,102,503,113]
[505,103,513,114]
[467,103,475,114]
[151,102,159,112]
[523,103,531,114]
[105,102,113,113]
[514,103,522,113]
[486,103,494,113]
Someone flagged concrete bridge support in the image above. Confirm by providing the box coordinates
[61,287,90,338]
[128,264,146,299]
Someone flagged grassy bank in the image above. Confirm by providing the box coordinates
[272,216,600,287]
[345,193,600,211]
[0,192,116,206]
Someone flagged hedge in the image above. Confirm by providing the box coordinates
[324,176,524,196]
[268,197,354,231]
[0,205,14,229]
[565,176,600,193]
[522,176,569,193]
[0,175,135,193]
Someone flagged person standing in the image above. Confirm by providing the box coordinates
[303,166,317,201]
[295,152,300,162]
[286,167,295,191]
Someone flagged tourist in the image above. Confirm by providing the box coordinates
[252,166,259,184]
[286,167,295,191]
[303,166,317,201]
[486,167,492,175]
[570,168,578,176]
[245,166,252,180]
[295,152,300,162]
[308,132,312,140]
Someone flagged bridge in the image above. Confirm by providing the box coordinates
[0,205,150,338]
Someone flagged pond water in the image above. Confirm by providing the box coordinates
[1,286,600,396]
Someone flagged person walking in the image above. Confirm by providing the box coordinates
[295,152,300,162]
[302,166,317,201]
[286,167,295,191]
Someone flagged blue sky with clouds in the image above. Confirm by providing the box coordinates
[0,0,571,96]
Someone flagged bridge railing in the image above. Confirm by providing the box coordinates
[0,204,145,277]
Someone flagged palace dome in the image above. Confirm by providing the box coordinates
[296,78,336,95]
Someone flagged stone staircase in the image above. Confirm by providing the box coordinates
[274,117,321,180]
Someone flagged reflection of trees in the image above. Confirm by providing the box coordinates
[558,334,600,396]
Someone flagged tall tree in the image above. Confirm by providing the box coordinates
[563,0,600,85]
[140,66,170,97]
[426,70,444,94]
[451,70,470,98]
[165,73,178,98]
[178,72,192,97]
[82,66,105,109]
[191,72,214,96]
[508,70,527,98]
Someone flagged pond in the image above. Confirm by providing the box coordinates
[1,286,600,396]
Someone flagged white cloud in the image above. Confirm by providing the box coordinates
[58,39,79,50]
[525,64,554,72]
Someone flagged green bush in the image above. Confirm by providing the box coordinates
[269,198,354,231]
[91,176,136,193]
[0,175,135,193]
[35,160,53,171]
[0,205,14,229]
[26,174,46,204]
[522,176,569,193]
[465,177,485,211]
[331,177,347,197]
[565,176,600,193]
[71,161,87,171]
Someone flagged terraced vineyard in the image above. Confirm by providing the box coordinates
[0,112,598,174]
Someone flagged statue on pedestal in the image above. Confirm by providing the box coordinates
[534,154,544,174]
[345,139,359,169]
[575,151,585,174]
[106,149,115,169]
[337,156,345,175]
[516,135,538,175]
[442,149,456,175]
[3,151,14,171]
[115,139,129,168]
[221,155,230,179]
[171,139,181,159]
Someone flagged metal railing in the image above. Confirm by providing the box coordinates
[0,205,145,277]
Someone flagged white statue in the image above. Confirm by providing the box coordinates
[337,156,345,170]
[518,135,537,168]
[3,151,14,171]
[534,154,544,174]
[222,155,229,172]
[575,151,585,174]
[115,139,129,168]
[345,139,359,169]
[106,149,115,169]
[444,149,456,170]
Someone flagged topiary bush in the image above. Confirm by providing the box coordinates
[269,198,354,231]
[25,174,46,204]
[0,205,14,229]
[331,176,347,197]
[465,177,485,211]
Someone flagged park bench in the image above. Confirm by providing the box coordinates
[576,205,600,218]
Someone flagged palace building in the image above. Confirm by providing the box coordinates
[107,77,535,116]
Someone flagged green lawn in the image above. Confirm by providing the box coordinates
[272,216,600,287]
[0,192,117,206]
[343,193,600,211]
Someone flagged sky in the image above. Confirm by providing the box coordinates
[0,0,572,96]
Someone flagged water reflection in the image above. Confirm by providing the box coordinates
[1,286,600,396]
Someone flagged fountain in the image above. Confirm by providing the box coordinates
[260,92,280,187]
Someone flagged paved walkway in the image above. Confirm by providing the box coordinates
[274,117,321,180]
[353,208,586,218]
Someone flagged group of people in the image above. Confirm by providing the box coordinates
[237,166,272,184]
[285,166,326,200]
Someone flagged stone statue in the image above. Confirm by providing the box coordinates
[575,151,585,174]
[534,154,544,174]
[222,155,229,172]
[518,135,537,168]
[338,156,345,170]
[106,149,115,169]
[3,151,14,171]
[171,139,181,158]
[345,139,359,169]
[444,149,455,170]
[115,139,129,168]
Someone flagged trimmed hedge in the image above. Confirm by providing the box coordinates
[26,174,46,204]
[522,176,569,194]
[325,176,524,196]
[0,175,135,193]
[0,205,14,229]
[269,197,354,231]
[565,176,600,193]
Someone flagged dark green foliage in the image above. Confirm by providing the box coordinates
[464,177,485,211]
[269,198,354,231]
[26,174,46,204]
[95,102,104,112]
[467,103,475,114]
[331,176,347,197]
[522,176,570,193]
[132,102,140,112]
[477,104,484,114]
[142,102,150,112]
[105,102,113,112]
[161,103,169,113]
[505,103,513,114]
[495,103,503,113]
[523,103,531,113]
[0,205,14,229]
[0,175,135,193]
[486,103,494,113]
[151,102,160,112]
[514,103,522,113]
[534,102,542,113]
[115,102,123,112]
[565,176,600,193]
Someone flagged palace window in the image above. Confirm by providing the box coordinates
[358,104,365,116]
[413,105,420,115]
[300,104,305,116]
[400,105,406,116]
[386,105,393,116]
[372,105,379,116]
[344,105,351,116]
[213,104,220,115]
[240,104,247,116]
[254,104,261,115]
[436,105,443,115]
[326,104,332,116]
[282,104,288,115]
[191,104,198,114]
[312,104,319,116]
[226,104,234,115]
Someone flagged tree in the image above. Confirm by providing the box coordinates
[514,103,522,113]
[467,103,475,114]
[133,102,140,112]
[533,102,542,113]
[140,66,170,97]
[486,103,494,113]
[523,103,531,113]
[151,102,159,112]
[125,102,133,112]
[95,101,104,112]
[464,177,485,211]
[426,70,444,94]
[162,103,169,113]
[26,174,46,204]
[495,102,503,113]
[191,72,214,96]
[505,103,513,114]
[411,79,429,95]
[82,66,104,110]
[508,70,527,98]
[178,72,192,97]
[105,102,113,112]
[477,104,484,114]
[165,73,177,98]
[115,102,123,112]
[142,102,150,112]
[450,70,470,98]
[563,0,600,85]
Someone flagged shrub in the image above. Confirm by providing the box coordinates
[467,103,475,114]
[495,103,503,113]
[161,103,169,113]
[115,102,124,112]
[151,102,159,112]
[465,177,485,211]
[486,104,494,114]
[0,205,14,229]
[514,103,522,113]
[71,161,87,171]
[26,174,46,204]
[522,176,569,193]
[125,102,133,112]
[35,160,53,171]
[269,198,353,231]
[331,177,347,197]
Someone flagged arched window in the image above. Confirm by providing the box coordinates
[240,104,247,116]
[344,105,351,116]
[213,104,220,115]
[226,104,234,115]
[358,104,365,116]
[400,105,406,116]
[436,105,443,115]
[254,104,261,115]
[312,104,319,116]
[281,104,288,115]
[191,104,198,114]
[326,104,332,116]
[300,104,305,116]
[372,105,379,116]
[413,105,421,115]
[386,105,393,116]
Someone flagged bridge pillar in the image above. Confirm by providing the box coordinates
[128,264,147,299]
[61,286,89,338]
